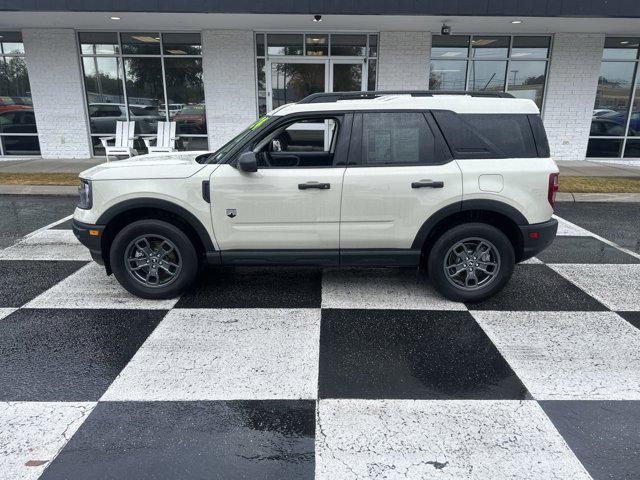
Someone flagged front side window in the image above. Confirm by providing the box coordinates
[253,116,340,168]
[361,112,435,165]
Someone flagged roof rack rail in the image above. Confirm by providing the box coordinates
[298,90,515,104]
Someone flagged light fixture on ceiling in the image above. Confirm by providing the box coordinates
[109,16,121,20]
[621,41,629,44]
[313,15,323,22]
[511,20,523,24]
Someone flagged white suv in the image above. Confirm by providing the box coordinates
[74,91,559,302]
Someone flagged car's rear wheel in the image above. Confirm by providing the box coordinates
[427,223,514,302]
[110,219,198,299]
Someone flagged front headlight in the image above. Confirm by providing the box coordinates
[77,178,92,210]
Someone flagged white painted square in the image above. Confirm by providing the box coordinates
[316,399,591,480]
[25,263,178,310]
[321,268,466,310]
[549,263,640,311]
[102,308,320,401]
[0,402,95,480]
[0,308,16,321]
[520,257,543,264]
[553,215,592,236]
[0,230,90,261]
[472,310,640,400]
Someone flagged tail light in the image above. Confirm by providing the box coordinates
[548,173,559,209]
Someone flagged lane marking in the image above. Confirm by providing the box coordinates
[23,214,73,239]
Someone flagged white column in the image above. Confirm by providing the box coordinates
[202,30,257,150]
[542,33,604,161]
[377,32,431,90]
[22,29,92,159]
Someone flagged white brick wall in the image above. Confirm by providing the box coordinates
[22,29,92,159]
[543,33,604,161]
[202,30,257,150]
[377,32,430,90]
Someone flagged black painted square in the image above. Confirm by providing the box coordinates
[41,400,315,480]
[466,264,608,311]
[617,311,640,331]
[318,309,529,400]
[0,260,87,307]
[176,267,322,308]
[536,236,640,264]
[541,400,640,480]
[0,309,165,401]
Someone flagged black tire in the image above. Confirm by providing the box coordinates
[110,219,198,299]
[427,223,514,302]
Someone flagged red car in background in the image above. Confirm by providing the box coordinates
[173,104,206,135]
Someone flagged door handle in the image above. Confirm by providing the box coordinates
[299,182,330,190]
[412,180,444,189]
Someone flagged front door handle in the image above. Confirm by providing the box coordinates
[299,182,330,190]
[412,179,444,189]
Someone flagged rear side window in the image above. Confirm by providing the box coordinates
[460,114,537,158]
[432,110,543,159]
[360,112,437,165]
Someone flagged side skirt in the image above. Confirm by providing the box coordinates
[214,249,421,267]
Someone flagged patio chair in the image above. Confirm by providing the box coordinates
[99,121,138,160]
[143,121,177,154]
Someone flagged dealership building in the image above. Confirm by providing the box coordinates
[0,1,639,161]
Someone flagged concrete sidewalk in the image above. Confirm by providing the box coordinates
[557,160,640,178]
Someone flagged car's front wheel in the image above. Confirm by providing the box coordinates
[110,219,198,299]
[427,223,514,302]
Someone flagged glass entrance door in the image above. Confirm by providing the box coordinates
[330,60,366,92]
[267,61,327,111]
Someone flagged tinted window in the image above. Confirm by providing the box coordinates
[361,113,435,165]
[460,114,538,158]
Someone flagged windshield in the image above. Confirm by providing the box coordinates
[198,115,274,164]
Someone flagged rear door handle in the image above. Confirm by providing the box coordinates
[412,180,444,189]
[299,182,330,190]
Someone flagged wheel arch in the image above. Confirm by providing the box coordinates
[413,200,527,262]
[97,198,215,272]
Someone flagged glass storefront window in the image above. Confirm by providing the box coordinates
[79,32,207,155]
[0,32,39,156]
[267,34,303,56]
[330,34,367,56]
[430,35,550,110]
[589,37,640,158]
[305,34,328,56]
[429,60,467,90]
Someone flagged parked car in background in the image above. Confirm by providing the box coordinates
[174,104,206,134]
[159,103,185,119]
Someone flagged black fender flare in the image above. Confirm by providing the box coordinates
[411,199,528,249]
[96,198,216,252]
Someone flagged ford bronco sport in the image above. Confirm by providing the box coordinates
[73,91,559,302]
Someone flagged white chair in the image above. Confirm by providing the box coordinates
[99,121,138,160]
[143,121,177,154]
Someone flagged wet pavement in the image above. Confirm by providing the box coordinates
[0,196,639,479]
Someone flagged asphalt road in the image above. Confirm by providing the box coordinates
[0,195,76,249]
[555,202,640,254]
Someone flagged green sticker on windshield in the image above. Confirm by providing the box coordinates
[250,116,268,130]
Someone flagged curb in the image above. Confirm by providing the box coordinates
[557,192,640,203]
[0,185,77,196]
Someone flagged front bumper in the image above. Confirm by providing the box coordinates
[519,218,558,261]
[73,219,106,265]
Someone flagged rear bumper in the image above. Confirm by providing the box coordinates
[72,219,106,265]
[519,218,558,261]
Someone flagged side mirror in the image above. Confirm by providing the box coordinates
[237,151,258,173]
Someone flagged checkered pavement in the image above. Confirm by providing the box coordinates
[1,214,639,479]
